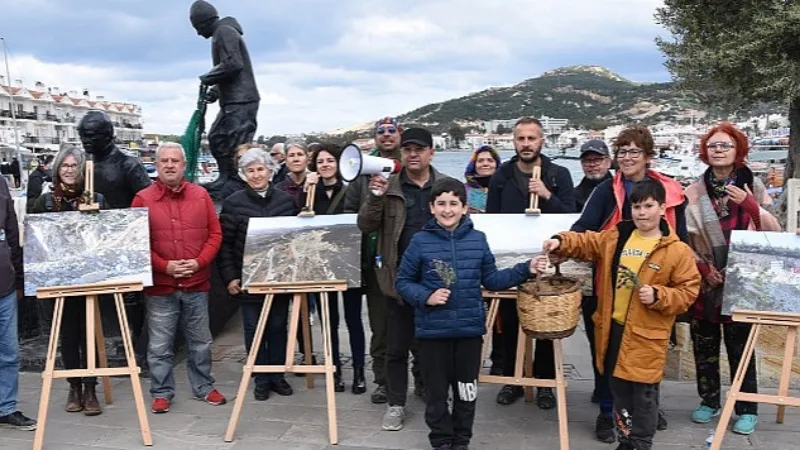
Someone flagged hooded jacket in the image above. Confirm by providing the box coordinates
[357,167,450,300]
[396,217,530,339]
[554,219,701,384]
[200,17,260,106]
[486,154,576,214]
[570,169,688,242]
[463,146,501,214]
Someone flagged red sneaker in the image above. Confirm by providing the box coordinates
[151,397,170,414]
[203,389,227,406]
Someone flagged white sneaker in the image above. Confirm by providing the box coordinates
[381,405,406,431]
[310,315,315,326]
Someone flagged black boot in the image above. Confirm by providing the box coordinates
[352,367,367,395]
[334,366,345,392]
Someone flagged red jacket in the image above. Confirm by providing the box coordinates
[131,179,222,295]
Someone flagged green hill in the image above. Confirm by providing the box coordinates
[397,65,704,132]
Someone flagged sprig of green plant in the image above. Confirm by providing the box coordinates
[616,265,641,290]
[432,259,457,288]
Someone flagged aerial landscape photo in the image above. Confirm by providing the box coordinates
[23,208,153,296]
[242,214,362,289]
[722,231,800,315]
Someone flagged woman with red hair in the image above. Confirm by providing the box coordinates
[684,122,779,435]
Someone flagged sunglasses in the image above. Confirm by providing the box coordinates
[376,126,397,135]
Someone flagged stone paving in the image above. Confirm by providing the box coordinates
[5,309,800,449]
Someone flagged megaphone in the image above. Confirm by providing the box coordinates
[339,143,401,183]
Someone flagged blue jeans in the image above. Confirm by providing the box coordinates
[240,295,290,386]
[0,291,19,416]
[146,291,215,400]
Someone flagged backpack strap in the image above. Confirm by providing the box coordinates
[326,185,348,215]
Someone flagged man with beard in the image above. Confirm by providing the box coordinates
[77,110,152,371]
[344,117,424,404]
[486,117,576,410]
[190,0,260,198]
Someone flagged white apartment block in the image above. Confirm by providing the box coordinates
[0,77,143,152]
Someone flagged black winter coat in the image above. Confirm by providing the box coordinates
[92,145,151,209]
[486,154,576,214]
[218,175,248,201]
[26,167,51,213]
[218,185,296,301]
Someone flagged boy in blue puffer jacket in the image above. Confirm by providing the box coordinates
[396,178,544,450]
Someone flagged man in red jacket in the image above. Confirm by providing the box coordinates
[131,143,225,414]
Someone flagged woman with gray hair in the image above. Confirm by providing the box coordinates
[275,141,309,210]
[218,147,297,401]
[32,144,106,416]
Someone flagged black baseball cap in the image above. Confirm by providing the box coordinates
[400,128,433,148]
[580,139,610,158]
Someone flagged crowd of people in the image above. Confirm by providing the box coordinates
[0,113,784,450]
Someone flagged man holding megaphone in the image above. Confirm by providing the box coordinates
[344,118,424,406]
[357,126,452,432]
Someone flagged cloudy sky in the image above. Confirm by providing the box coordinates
[0,0,669,135]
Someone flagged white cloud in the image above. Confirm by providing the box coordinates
[2,0,670,135]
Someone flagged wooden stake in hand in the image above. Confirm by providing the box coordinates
[525,166,541,216]
[78,156,100,212]
[298,182,316,218]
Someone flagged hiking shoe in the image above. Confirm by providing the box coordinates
[0,411,37,431]
[254,383,270,401]
[595,413,615,443]
[614,443,634,450]
[691,405,720,424]
[433,444,452,450]
[381,405,406,431]
[733,414,758,435]
[657,409,668,431]
[536,387,556,410]
[271,378,294,396]
[371,384,388,404]
[496,385,524,405]
[452,445,470,450]
[200,389,227,406]
[151,397,170,414]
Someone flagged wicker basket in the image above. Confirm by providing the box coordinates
[517,265,582,340]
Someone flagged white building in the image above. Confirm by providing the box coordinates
[0,77,143,153]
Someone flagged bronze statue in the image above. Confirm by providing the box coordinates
[77,110,151,208]
[190,0,260,198]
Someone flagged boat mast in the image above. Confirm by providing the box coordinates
[1,38,22,174]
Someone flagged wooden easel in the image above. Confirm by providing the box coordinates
[480,289,570,450]
[225,280,347,444]
[710,310,800,450]
[33,281,152,450]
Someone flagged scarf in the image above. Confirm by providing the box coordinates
[685,166,779,321]
[464,146,501,214]
[52,182,83,211]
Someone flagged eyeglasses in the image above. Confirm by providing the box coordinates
[616,148,643,158]
[706,141,734,152]
[269,152,280,157]
[60,163,79,171]
[376,126,397,135]
[581,158,606,166]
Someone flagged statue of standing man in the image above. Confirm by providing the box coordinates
[190,0,260,199]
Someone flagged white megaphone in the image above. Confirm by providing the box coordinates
[340,143,402,190]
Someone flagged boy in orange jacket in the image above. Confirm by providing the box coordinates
[539,178,700,450]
